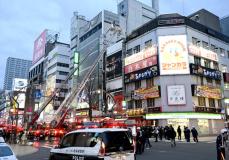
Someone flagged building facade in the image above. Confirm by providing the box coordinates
[3,57,32,91]
[221,15,229,37]
[124,14,229,135]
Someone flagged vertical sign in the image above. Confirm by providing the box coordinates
[33,30,47,64]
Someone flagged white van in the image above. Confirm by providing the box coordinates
[49,128,135,160]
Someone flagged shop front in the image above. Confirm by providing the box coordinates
[146,112,224,135]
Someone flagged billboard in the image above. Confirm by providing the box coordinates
[125,46,157,66]
[158,35,190,75]
[167,85,186,105]
[17,93,26,109]
[133,86,160,100]
[192,85,222,99]
[33,30,47,64]
[124,56,157,74]
[12,78,28,91]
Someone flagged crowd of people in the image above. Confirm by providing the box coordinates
[135,125,199,154]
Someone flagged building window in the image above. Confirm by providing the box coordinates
[220,48,225,57]
[213,62,219,70]
[135,100,142,108]
[135,81,141,90]
[204,59,211,68]
[198,97,206,106]
[128,101,133,109]
[126,49,132,57]
[145,40,152,48]
[209,98,215,107]
[221,65,227,73]
[211,44,216,52]
[227,51,229,58]
[206,77,213,84]
[59,71,69,76]
[202,41,209,49]
[215,80,221,86]
[147,98,154,107]
[56,79,62,83]
[194,56,201,65]
[218,100,222,108]
[192,37,201,46]
[133,45,140,53]
[146,79,154,88]
[200,77,204,85]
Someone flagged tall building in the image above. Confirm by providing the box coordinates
[221,15,229,37]
[123,13,229,135]
[3,57,32,91]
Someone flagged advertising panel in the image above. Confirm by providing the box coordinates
[12,78,28,91]
[33,30,47,64]
[124,56,157,74]
[17,93,26,109]
[192,85,222,99]
[133,86,160,100]
[190,64,221,80]
[106,51,122,80]
[158,35,190,75]
[167,85,186,105]
[125,66,159,83]
[188,44,218,61]
[125,46,157,66]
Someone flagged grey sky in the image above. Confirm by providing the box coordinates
[0,0,228,89]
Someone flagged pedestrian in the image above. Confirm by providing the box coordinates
[164,126,169,140]
[140,128,146,153]
[159,126,163,141]
[191,126,199,142]
[136,127,142,154]
[184,126,187,141]
[184,127,191,142]
[153,126,159,142]
[216,129,227,160]
[177,126,181,140]
[168,125,176,147]
[145,127,152,149]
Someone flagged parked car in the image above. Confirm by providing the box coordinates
[0,137,18,160]
[49,128,135,160]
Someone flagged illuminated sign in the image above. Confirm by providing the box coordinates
[127,108,145,116]
[133,86,160,100]
[192,85,222,99]
[188,44,218,61]
[190,64,221,80]
[158,35,190,75]
[12,78,27,91]
[125,46,157,66]
[125,66,159,83]
[146,112,223,120]
[124,56,157,74]
[167,85,186,105]
[148,107,162,113]
[33,30,47,64]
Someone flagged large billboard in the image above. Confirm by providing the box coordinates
[192,85,222,99]
[167,85,186,105]
[133,86,160,100]
[158,35,190,75]
[33,30,47,64]
[12,78,28,91]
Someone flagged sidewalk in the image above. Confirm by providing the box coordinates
[9,144,38,157]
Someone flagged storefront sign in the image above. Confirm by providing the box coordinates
[167,85,186,105]
[75,111,88,116]
[133,86,160,100]
[124,56,157,74]
[125,66,159,83]
[125,46,157,66]
[190,64,221,80]
[188,44,218,61]
[146,112,223,120]
[127,109,145,116]
[158,35,190,75]
[148,107,162,113]
[223,73,229,83]
[192,85,222,99]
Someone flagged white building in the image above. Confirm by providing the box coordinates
[124,13,229,135]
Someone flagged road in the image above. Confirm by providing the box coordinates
[17,138,228,160]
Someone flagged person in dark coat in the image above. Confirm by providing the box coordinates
[145,127,152,148]
[164,126,169,140]
[177,126,181,140]
[216,129,227,160]
[191,126,199,142]
[168,125,176,147]
[159,126,163,141]
[140,128,146,153]
[136,129,142,154]
[184,127,191,142]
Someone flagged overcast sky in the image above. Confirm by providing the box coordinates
[0,0,228,89]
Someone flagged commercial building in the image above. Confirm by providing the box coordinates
[123,13,229,135]
[221,15,229,37]
[3,57,32,91]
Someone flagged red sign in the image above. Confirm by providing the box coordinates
[114,94,124,113]
[124,56,157,74]
[33,30,47,64]
[223,73,229,83]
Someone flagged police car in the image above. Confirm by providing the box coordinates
[0,137,18,160]
[49,128,135,160]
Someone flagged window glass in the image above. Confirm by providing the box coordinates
[204,59,211,68]
[102,131,133,153]
[198,97,205,106]
[145,40,152,48]
[135,100,142,108]
[73,132,101,147]
[209,98,215,107]
[133,45,140,53]
[202,41,209,49]
[61,134,75,148]
[146,79,154,88]
[0,146,13,157]
[135,81,141,90]
[147,98,155,107]
[194,56,201,65]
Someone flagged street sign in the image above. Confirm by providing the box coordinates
[34,90,42,100]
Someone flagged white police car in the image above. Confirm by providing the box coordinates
[0,137,18,160]
[49,128,135,160]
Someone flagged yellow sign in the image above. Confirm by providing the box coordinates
[194,85,222,99]
[133,86,160,99]
[127,109,145,116]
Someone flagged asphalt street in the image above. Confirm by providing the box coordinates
[17,138,229,160]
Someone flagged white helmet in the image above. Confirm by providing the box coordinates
[221,129,227,134]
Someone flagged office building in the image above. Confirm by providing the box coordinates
[221,15,229,37]
[3,57,32,91]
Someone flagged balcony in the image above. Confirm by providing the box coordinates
[194,106,221,113]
